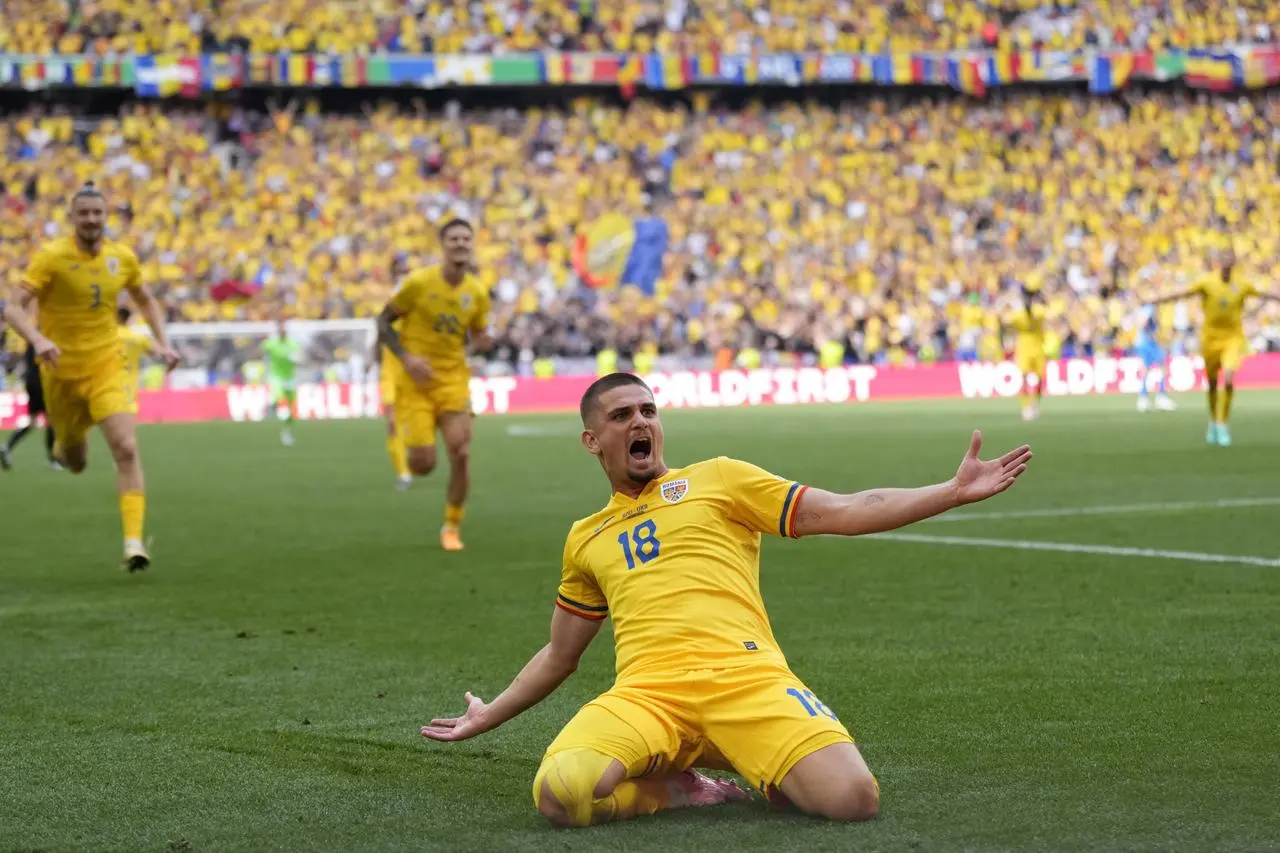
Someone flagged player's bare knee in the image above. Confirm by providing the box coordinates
[110,436,139,468]
[448,442,470,468]
[535,780,574,826]
[817,774,879,822]
[531,749,620,828]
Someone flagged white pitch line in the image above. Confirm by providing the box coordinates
[928,496,1280,524]
[873,532,1280,568]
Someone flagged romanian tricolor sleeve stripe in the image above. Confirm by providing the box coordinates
[778,483,809,539]
[556,594,608,621]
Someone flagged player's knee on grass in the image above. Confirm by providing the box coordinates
[407,445,436,477]
[532,748,624,828]
[780,742,879,822]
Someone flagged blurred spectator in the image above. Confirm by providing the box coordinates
[1,0,1279,55]
[3,88,1280,378]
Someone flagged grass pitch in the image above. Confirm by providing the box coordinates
[3,392,1279,852]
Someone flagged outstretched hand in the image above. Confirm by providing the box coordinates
[953,430,1032,505]
[420,691,491,742]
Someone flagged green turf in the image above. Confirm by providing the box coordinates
[3,391,1279,852]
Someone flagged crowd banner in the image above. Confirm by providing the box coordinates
[3,354,1279,429]
[2,47,1280,96]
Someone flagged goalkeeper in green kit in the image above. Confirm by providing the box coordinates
[262,317,303,446]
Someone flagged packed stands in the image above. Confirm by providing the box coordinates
[2,0,1279,56]
[3,86,1279,375]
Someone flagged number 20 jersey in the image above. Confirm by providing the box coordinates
[557,457,810,682]
[387,265,490,380]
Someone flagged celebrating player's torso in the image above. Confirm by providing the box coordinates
[1010,305,1046,355]
[559,457,806,681]
[23,236,141,378]
[389,265,490,380]
[1194,273,1256,338]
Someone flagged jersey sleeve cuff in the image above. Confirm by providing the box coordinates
[556,594,608,621]
[779,484,809,539]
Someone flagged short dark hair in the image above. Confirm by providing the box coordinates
[71,181,104,204]
[438,217,473,238]
[117,306,131,324]
[580,372,651,425]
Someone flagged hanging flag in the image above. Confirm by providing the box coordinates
[1089,52,1134,94]
[178,56,201,97]
[20,59,46,90]
[287,54,314,85]
[891,53,914,85]
[134,55,158,97]
[1184,50,1234,90]
[341,55,367,86]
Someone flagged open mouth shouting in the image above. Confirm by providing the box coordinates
[629,437,653,463]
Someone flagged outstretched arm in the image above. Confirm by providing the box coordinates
[792,431,1032,538]
[421,605,603,742]
[1149,288,1198,305]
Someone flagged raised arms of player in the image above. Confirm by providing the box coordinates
[420,605,603,742]
[791,431,1032,538]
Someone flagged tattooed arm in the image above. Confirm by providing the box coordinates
[377,303,432,383]
[376,305,406,359]
[791,431,1033,538]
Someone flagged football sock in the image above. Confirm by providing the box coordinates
[1219,384,1234,423]
[120,490,145,543]
[387,434,409,478]
[444,503,464,529]
[6,425,31,452]
[1207,384,1219,421]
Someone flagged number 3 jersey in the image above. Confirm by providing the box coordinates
[558,457,810,681]
[387,264,491,381]
[22,237,142,379]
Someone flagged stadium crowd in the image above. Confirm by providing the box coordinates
[3,87,1280,376]
[1,0,1279,56]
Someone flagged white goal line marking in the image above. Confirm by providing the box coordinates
[928,496,1280,524]
[873,532,1280,568]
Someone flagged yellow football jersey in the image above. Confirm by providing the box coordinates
[1007,304,1046,353]
[388,265,491,378]
[1193,273,1258,336]
[118,326,152,380]
[557,457,808,681]
[22,236,142,377]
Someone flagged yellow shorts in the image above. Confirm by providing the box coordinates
[1202,334,1248,377]
[1015,351,1046,380]
[394,376,471,448]
[541,665,854,796]
[40,364,130,448]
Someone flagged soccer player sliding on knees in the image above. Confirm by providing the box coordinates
[421,374,1033,827]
